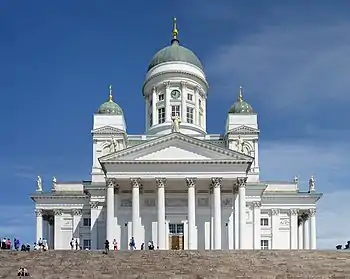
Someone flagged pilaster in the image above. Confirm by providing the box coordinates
[253,201,261,250]
[289,209,299,250]
[72,209,82,242]
[164,81,171,122]
[180,81,186,123]
[90,201,100,250]
[270,208,280,249]
[53,209,63,249]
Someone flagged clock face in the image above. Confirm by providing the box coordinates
[171,89,181,99]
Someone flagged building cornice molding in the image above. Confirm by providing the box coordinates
[104,160,249,165]
[142,70,209,94]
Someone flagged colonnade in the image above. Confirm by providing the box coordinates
[105,176,248,250]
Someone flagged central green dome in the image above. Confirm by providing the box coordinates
[147,18,203,71]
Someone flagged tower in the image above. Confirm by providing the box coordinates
[225,86,260,178]
[142,18,209,136]
[91,85,126,182]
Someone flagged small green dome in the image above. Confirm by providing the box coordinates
[228,86,254,114]
[97,86,123,115]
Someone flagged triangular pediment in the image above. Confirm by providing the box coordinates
[91,126,126,135]
[99,133,253,162]
[227,125,259,135]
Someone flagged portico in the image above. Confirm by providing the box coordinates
[102,175,251,250]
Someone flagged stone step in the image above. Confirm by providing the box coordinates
[1,250,350,278]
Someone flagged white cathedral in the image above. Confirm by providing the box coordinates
[31,19,322,251]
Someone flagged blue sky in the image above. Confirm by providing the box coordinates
[1,0,350,248]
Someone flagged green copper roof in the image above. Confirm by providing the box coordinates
[97,86,123,115]
[148,40,203,71]
[228,86,254,114]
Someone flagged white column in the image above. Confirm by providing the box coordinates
[72,209,82,242]
[186,177,196,250]
[298,217,304,249]
[145,96,149,129]
[164,81,171,122]
[194,87,200,125]
[180,81,186,123]
[90,202,100,250]
[210,188,214,249]
[212,177,222,250]
[253,202,261,250]
[202,97,207,131]
[156,178,166,250]
[106,178,116,250]
[53,209,62,250]
[131,178,141,246]
[309,209,317,249]
[271,208,280,249]
[35,209,43,243]
[238,177,247,249]
[303,215,310,249]
[234,193,239,249]
[152,86,157,126]
[289,209,299,250]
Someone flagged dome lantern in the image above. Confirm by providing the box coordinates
[147,18,203,71]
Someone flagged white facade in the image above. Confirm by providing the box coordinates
[31,23,322,251]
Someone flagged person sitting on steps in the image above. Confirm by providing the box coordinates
[17,267,29,277]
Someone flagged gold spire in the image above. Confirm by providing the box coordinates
[108,85,113,102]
[172,17,178,40]
[238,85,243,102]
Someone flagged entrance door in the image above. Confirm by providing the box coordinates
[169,223,184,250]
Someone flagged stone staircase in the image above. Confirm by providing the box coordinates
[1,250,350,278]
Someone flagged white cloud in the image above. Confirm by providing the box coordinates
[205,22,350,113]
[260,139,350,248]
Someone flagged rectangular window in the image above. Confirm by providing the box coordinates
[199,112,203,127]
[176,224,184,234]
[260,218,269,226]
[158,94,164,101]
[149,113,153,127]
[158,107,165,124]
[187,94,193,101]
[169,224,176,234]
[83,218,91,227]
[150,100,152,107]
[261,240,269,250]
[186,107,194,124]
[171,105,180,117]
[198,99,202,108]
[83,239,91,250]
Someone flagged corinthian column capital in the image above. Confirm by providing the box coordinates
[35,209,43,217]
[185,177,197,188]
[155,177,167,188]
[105,177,118,188]
[211,177,223,188]
[236,177,247,188]
[130,178,141,188]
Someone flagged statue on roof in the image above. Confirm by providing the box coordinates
[309,175,315,192]
[36,176,42,192]
[236,136,244,152]
[52,176,57,192]
[293,176,298,184]
[172,114,181,133]
[108,137,118,153]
